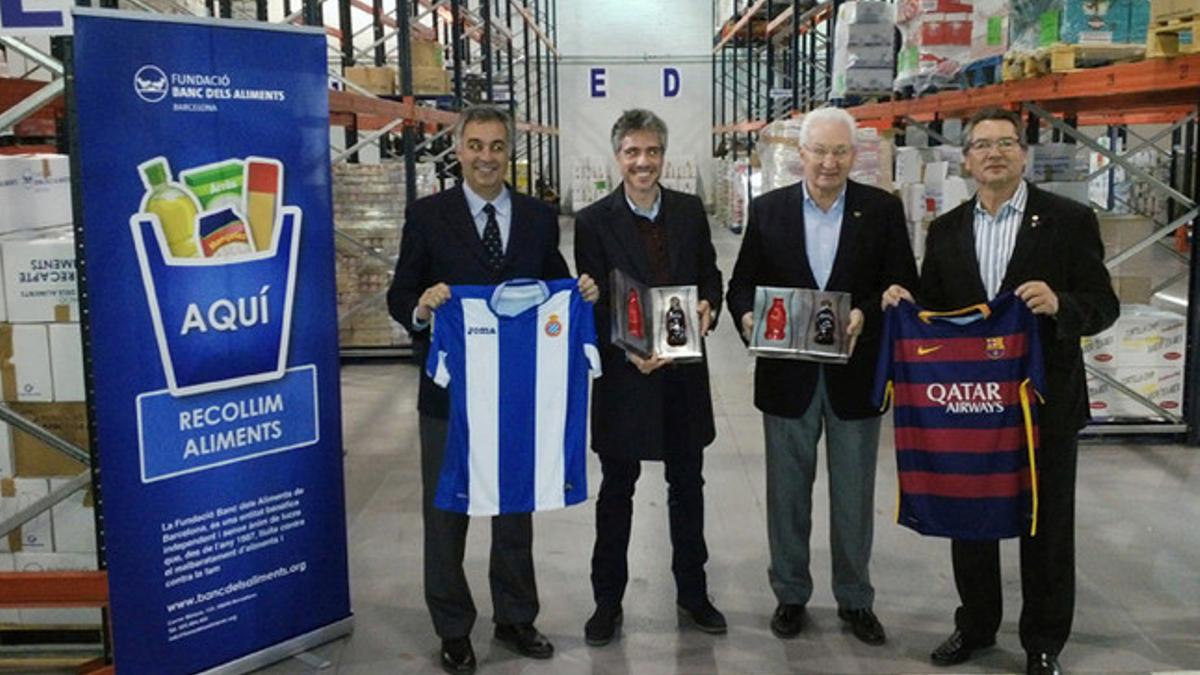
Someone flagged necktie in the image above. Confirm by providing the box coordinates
[482,203,503,271]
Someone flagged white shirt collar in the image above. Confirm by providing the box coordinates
[462,181,511,219]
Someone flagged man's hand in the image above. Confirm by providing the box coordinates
[846,308,864,356]
[1016,281,1059,316]
[577,274,599,303]
[416,283,451,322]
[629,352,672,375]
[741,311,755,341]
[698,300,713,336]
[881,284,913,309]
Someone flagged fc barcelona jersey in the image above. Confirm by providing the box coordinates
[873,292,1045,540]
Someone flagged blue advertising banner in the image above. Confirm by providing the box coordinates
[72,10,351,673]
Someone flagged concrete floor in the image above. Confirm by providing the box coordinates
[256,220,1200,675]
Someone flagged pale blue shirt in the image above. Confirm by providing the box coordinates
[802,182,846,290]
[462,181,512,250]
[973,180,1027,300]
[625,186,662,220]
[412,183,514,331]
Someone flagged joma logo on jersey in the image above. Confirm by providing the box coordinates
[467,326,497,336]
[926,381,1005,414]
[544,314,563,337]
[985,336,1006,360]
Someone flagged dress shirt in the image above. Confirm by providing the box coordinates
[802,181,847,290]
[973,180,1027,300]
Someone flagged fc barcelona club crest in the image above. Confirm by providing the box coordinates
[985,336,1006,360]
[544,314,563,337]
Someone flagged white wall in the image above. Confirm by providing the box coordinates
[558,0,715,209]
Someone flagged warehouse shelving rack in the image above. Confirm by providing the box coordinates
[843,55,1200,441]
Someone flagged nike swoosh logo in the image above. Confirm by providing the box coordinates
[916,345,942,356]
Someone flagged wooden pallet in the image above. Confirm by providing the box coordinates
[1003,44,1146,80]
[1148,17,1200,57]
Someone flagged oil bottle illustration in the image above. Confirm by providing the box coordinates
[665,296,688,346]
[814,299,837,346]
[138,158,201,258]
[627,288,644,338]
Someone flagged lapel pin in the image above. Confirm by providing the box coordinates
[1031,214,1040,228]
[853,210,862,218]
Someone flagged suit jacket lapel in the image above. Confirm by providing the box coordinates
[956,198,989,301]
[788,184,819,288]
[444,186,492,270]
[662,189,685,282]
[608,184,654,282]
[506,192,535,271]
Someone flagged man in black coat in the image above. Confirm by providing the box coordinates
[574,109,725,646]
[387,105,596,675]
[727,106,917,646]
[883,107,1119,675]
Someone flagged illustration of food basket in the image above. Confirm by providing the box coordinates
[129,207,302,397]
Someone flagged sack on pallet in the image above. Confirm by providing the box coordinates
[971,0,1011,60]
[895,0,972,94]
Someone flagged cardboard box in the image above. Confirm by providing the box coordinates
[894,147,925,184]
[412,66,451,95]
[1,236,78,323]
[0,323,53,402]
[10,402,88,477]
[48,323,84,402]
[0,155,72,234]
[410,38,444,69]
[1081,306,1186,368]
[13,552,102,625]
[343,66,397,96]
[1151,0,1200,23]
[1088,365,1184,419]
[0,477,52,552]
[49,478,95,553]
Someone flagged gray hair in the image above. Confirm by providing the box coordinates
[961,107,1026,154]
[610,109,668,154]
[454,104,515,149]
[799,106,858,147]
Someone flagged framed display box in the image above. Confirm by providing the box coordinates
[749,286,852,363]
[609,268,702,362]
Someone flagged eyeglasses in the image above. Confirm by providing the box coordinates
[804,144,853,160]
[967,137,1022,153]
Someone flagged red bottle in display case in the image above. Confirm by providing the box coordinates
[627,288,644,338]
[764,296,787,341]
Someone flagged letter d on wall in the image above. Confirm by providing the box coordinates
[663,68,680,98]
[590,68,606,98]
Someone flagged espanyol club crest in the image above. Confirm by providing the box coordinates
[985,336,1006,360]
[544,313,563,337]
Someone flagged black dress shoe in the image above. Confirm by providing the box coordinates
[770,603,806,639]
[585,604,623,646]
[494,623,554,659]
[440,636,476,675]
[930,629,996,666]
[677,599,728,634]
[1027,651,1062,675]
[837,607,887,645]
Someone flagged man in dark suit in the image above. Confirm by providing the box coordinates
[883,107,1119,675]
[727,106,917,646]
[388,105,596,675]
[574,109,725,646]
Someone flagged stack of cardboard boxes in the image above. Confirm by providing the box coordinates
[1084,306,1186,420]
[0,154,100,627]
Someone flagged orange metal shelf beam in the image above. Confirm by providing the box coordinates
[0,77,64,121]
[766,3,832,38]
[713,0,768,53]
[329,91,558,135]
[848,54,1200,128]
[714,119,767,134]
[0,571,108,608]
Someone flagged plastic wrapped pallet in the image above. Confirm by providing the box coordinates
[757,117,805,192]
[970,0,1011,60]
[830,1,897,99]
[849,127,893,190]
[1011,0,1148,50]
[895,0,973,95]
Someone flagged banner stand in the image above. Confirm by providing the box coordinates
[197,616,354,675]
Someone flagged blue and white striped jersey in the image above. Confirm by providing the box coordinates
[428,278,601,515]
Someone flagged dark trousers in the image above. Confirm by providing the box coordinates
[951,431,1078,655]
[590,416,709,609]
[419,415,539,639]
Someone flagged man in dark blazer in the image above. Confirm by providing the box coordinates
[727,106,917,646]
[388,105,596,675]
[574,109,725,646]
[883,107,1119,675]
